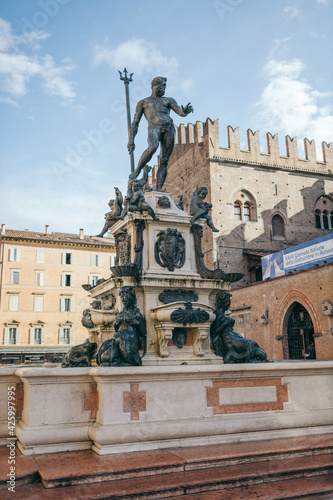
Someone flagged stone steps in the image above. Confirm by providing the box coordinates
[1,455,332,499]
[0,435,332,499]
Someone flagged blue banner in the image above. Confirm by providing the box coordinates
[262,233,333,280]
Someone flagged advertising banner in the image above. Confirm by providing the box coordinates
[262,233,333,280]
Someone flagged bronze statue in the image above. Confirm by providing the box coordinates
[190,186,219,232]
[120,179,159,220]
[128,76,193,191]
[97,286,146,366]
[96,187,123,237]
[61,338,97,367]
[210,291,267,363]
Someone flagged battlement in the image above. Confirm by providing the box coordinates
[173,119,333,173]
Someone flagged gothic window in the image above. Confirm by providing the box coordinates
[243,202,251,221]
[232,190,257,222]
[272,214,285,239]
[323,211,329,230]
[234,201,241,220]
[314,196,333,229]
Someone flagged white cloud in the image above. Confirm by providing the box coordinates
[92,38,178,79]
[309,31,326,38]
[283,6,300,17]
[179,78,195,94]
[0,17,76,103]
[0,96,19,106]
[317,0,329,5]
[268,36,292,59]
[256,59,333,154]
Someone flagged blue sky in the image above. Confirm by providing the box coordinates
[0,0,332,234]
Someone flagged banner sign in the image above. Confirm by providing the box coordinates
[262,233,333,280]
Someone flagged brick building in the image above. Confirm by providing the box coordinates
[164,119,333,286]
[0,225,115,364]
[228,262,333,361]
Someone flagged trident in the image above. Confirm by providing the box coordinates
[118,68,134,174]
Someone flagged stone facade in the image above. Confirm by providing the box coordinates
[228,263,333,361]
[0,226,116,364]
[164,119,333,287]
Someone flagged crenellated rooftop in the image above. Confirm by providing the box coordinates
[172,119,333,173]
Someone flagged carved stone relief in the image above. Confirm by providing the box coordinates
[155,228,185,272]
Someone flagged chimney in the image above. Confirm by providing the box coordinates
[1,224,5,235]
[79,228,84,240]
[45,225,49,235]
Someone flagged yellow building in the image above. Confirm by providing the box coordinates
[0,225,115,364]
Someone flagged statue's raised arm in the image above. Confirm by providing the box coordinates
[169,98,193,118]
[127,76,193,191]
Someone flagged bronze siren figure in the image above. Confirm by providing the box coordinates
[127,76,193,191]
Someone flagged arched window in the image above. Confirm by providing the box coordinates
[314,196,333,229]
[272,214,285,239]
[234,201,241,220]
[323,211,329,229]
[243,202,251,221]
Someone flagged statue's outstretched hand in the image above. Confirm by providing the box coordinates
[182,103,193,115]
[128,141,135,154]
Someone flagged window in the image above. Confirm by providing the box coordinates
[234,201,241,220]
[4,325,21,345]
[61,273,74,287]
[30,326,45,345]
[11,270,20,284]
[255,266,262,282]
[272,214,285,239]
[8,295,19,311]
[314,196,333,229]
[91,254,101,267]
[232,190,257,222]
[62,328,70,344]
[36,249,45,263]
[9,327,17,345]
[34,328,42,344]
[9,248,21,262]
[62,252,74,265]
[35,271,45,286]
[89,275,100,287]
[243,202,251,221]
[59,326,73,344]
[34,295,44,312]
[60,297,74,312]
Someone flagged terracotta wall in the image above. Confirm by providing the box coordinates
[229,263,333,361]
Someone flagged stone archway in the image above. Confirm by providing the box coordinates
[275,290,320,360]
[286,302,315,359]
